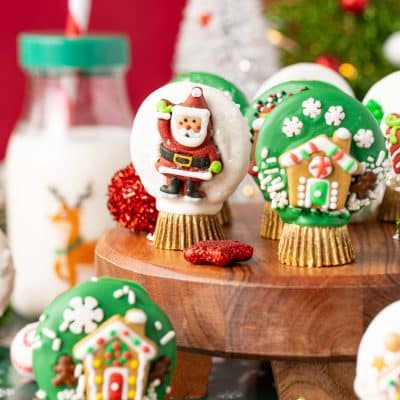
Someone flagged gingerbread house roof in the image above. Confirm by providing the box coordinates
[73,312,157,362]
[280,132,361,175]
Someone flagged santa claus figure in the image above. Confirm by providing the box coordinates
[155,87,223,199]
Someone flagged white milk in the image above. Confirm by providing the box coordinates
[6,126,130,318]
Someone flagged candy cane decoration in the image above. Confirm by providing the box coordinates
[60,0,92,128]
[66,0,92,36]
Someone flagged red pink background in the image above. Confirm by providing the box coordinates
[0,0,186,158]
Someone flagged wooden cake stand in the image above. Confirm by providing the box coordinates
[95,204,400,400]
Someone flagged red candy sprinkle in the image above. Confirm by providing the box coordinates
[113,360,121,366]
[142,346,150,353]
[112,342,121,351]
[124,352,132,360]
[183,240,253,267]
[96,338,105,345]
[105,352,113,359]
[122,330,129,336]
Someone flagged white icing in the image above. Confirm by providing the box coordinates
[354,129,375,148]
[270,191,288,209]
[325,105,346,126]
[125,309,147,324]
[154,321,163,331]
[302,97,322,119]
[60,296,104,335]
[113,286,136,305]
[335,127,351,140]
[131,82,250,216]
[255,62,355,98]
[159,330,176,346]
[282,116,303,137]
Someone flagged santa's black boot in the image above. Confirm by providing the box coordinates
[185,180,204,199]
[160,177,181,196]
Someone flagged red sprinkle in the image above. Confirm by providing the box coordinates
[122,330,129,337]
[183,240,253,267]
[142,346,150,353]
[112,342,121,351]
[113,360,121,366]
[96,338,105,345]
[124,352,132,360]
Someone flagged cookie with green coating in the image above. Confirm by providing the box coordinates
[254,81,387,266]
[32,277,176,400]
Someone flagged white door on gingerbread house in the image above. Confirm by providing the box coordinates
[104,368,128,400]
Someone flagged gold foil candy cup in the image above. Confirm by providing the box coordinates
[216,201,232,226]
[260,202,284,240]
[379,187,400,222]
[153,211,224,250]
[278,223,355,268]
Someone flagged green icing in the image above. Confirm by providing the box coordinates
[365,99,384,124]
[254,82,387,227]
[33,277,176,400]
[246,80,355,202]
[172,71,248,115]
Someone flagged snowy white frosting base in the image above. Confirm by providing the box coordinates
[255,62,355,99]
[130,82,250,215]
[354,301,400,399]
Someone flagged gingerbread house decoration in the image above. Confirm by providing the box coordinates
[73,309,157,400]
[279,128,363,210]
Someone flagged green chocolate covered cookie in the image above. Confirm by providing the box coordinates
[32,277,176,400]
[253,81,387,226]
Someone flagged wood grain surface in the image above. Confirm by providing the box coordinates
[95,204,400,360]
[272,360,356,400]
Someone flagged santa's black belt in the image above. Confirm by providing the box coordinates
[160,144,211,168]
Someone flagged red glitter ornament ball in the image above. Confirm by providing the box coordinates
[107,163,158,234]
[340,0,368,14]
[315,55,340,72]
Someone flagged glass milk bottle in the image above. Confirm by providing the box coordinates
[6,34,133,318]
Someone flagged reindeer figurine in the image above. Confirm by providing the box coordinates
[49,184,96,287]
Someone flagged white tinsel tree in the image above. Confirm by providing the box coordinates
[173,0,280,98]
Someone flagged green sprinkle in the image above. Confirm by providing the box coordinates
[326,145,338,157]
[343,159,355,173]
[132,338,141,346]
[87,346,94,354]
[388,379,396,386]
[109,330,116,337]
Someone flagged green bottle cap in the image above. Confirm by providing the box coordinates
[173,71,248,115]
[18,33,130,70]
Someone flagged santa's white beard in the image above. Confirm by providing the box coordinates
[171,125,208,148]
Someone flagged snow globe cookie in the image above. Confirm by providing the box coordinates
[255,81,386,267]
[354,301,400,399]
[247,80,349,240]
[131,82,250,250]
[364,72,400,222]
[255,62,355,99]
[172,71,252,224]
[30,277,176,400]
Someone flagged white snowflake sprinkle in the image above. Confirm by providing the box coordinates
[282,116,303,137]
[354,129,375,148]
[270,191,289,209]
[325,105,345,126]
[59,296,104,335]
[302,98,322,119]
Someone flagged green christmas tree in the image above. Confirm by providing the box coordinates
[268,0,400,98]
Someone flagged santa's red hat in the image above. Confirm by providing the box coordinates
[172,87,211,126]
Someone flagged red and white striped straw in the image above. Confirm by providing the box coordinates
[65,0,92,36]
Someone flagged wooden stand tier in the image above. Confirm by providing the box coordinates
[95,204,400,400]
